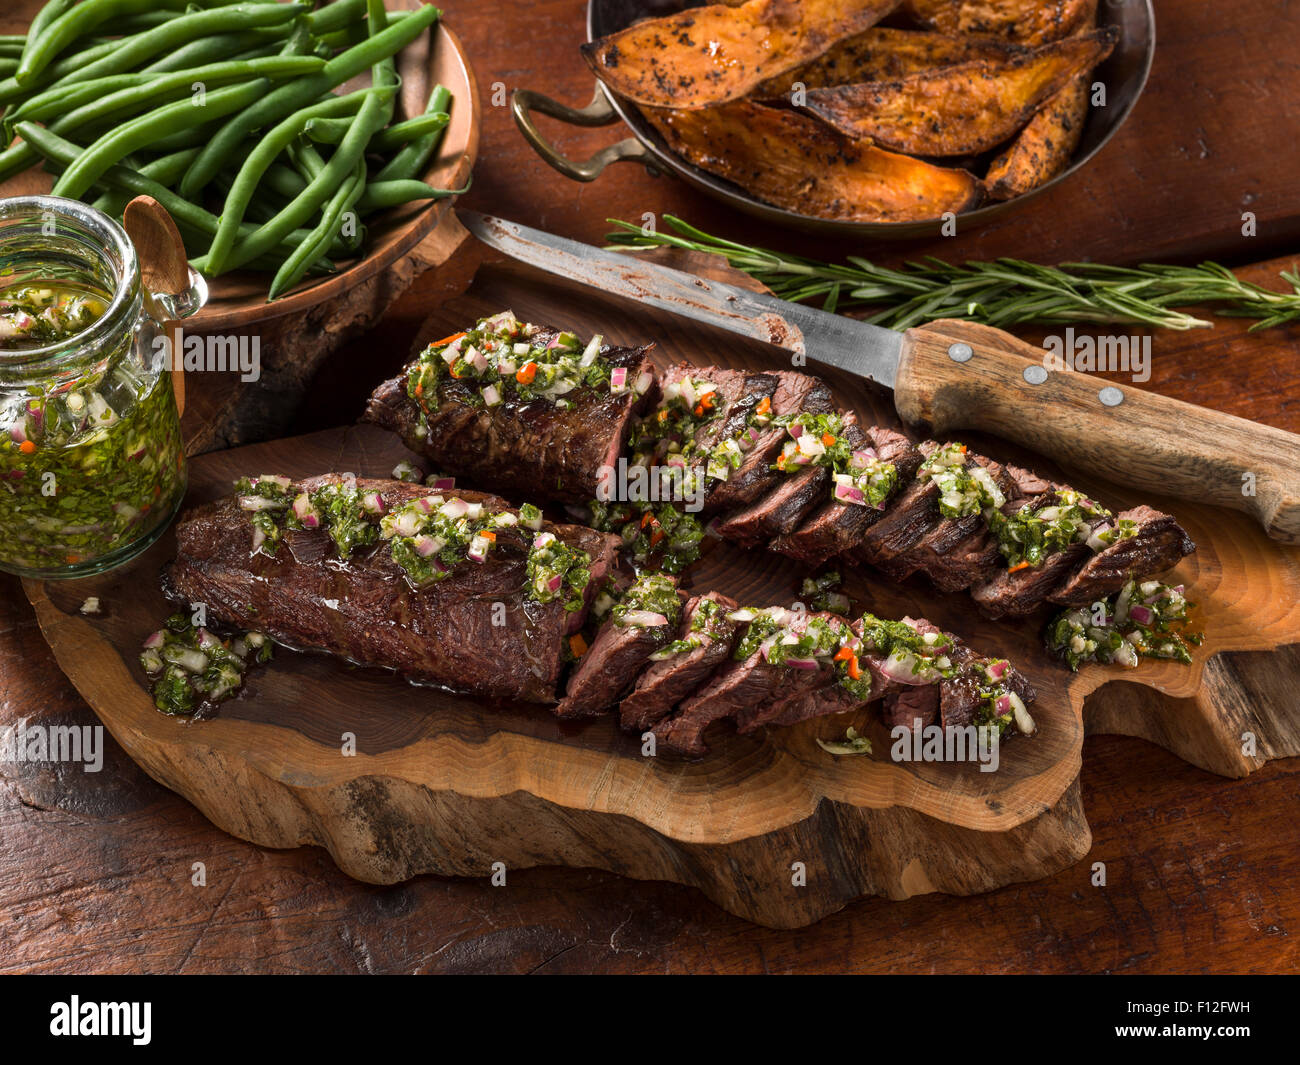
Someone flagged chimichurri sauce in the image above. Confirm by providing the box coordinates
[0,366,186,573]
[0,281,108,349]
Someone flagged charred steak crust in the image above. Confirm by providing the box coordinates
[166,476,618,705]
[1049,505,1197,605]
[557,607,678,718]
[363,333,657,504]
[619,592,739,732]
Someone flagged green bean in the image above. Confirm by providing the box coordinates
[57,3,309,88]
[18,0,77,77]
[0,59,18,79]
[180,3,442,199]
[304,0,368,35]
[357,176,468,214]
[0,35,127,105]
[375,84,452,183]
[8,57,322,144]
[203,84,392,272]
[137,148,202,187]
[269,157,366,300]
[263,163,309,200]
[140,29,288,74]
[16,122,344,262]
[16,0,192,84]
[52,79,272,199]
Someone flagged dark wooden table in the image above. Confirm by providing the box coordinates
[4,0,1300,974]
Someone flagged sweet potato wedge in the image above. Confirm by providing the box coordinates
[803,26,1116,155]
[759,26,1030,97]
[984,74,1090,198]
[642,100,982,222]
[901,0,1098,44]
[581,0,902,109]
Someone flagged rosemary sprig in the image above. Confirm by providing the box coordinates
[605,216,1300,332]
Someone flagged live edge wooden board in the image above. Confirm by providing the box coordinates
[24,259,1300,929]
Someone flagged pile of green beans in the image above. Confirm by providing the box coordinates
[1,0,463,301]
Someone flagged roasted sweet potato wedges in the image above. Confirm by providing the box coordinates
[984,74,1090,198]
[803,26,1116,155]
[759,26,1030,96]
[901,0,1098,45]
[642,99,982,222]
[581,0,902,109]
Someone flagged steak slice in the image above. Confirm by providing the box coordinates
[769,420,880,566]
[764,681,864,728]
[557,613,677,719]
[714,464,830,546]
[166,475,618,705]
[881,685,939,730]
[732,613,857,733]
[654,644,788,757]
[856,441,944,566]
[364,325,655,504]
[971,538,1090,617]
[1050,505,1196,605]
[884,455,1012,589]
[703,371,826,513]
[619,592,739,732]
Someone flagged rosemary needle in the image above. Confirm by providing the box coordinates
[605,216,1300,333]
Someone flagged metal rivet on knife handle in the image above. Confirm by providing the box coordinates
[947,342,973,363]
[1023,365,1048,385]
[1098,386,1125,407]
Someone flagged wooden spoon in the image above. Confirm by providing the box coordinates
[123,196,189,418]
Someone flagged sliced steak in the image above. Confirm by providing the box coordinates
[166,476,618,704]
[764,681,864,728]
[856,445,943,567]
[881,685,939,730]
[619,592,739,732]
[714,464,830,546]
[557,612,677,719]
[1004,463,1053,502]
[971,539,1090,617]
[364,326,655,504]
[732,613,856,733]
[703,371,826,513]
[1050,505,1196,605]
[770,420,882,566]
[885,455,1012,589]
[654,642,788,757]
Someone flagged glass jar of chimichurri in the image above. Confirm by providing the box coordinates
[0,196,206,579]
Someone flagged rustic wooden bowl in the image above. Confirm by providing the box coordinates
[0,0,481,330]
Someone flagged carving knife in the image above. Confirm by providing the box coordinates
[460,210,1300,543]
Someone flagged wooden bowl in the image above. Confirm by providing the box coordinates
[0,1,480,330]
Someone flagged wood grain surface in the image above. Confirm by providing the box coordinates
[3,0,1300,972]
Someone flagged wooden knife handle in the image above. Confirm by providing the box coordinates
[896,319,1300,543]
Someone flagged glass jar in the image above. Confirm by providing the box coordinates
[0,196,206,579]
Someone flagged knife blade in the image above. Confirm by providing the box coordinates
[460,210,902,389]
[458,210,1300,543]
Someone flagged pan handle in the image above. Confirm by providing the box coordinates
[512,86,651,182]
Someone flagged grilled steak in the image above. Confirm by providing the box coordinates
[558,612,676,718]
[715,464,830,546]
[166,475,618,704]
[772,424,915,566]
[620,592,739,732]
[857,474,942,565]
[703,371,825,513]
[1050,505,1197,605]
[882,455,1012,588]
[364,325,655,504]
[971,539,1090,617]
[653,645,785,757]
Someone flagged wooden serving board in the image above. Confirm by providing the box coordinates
[24,261,1300,928]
